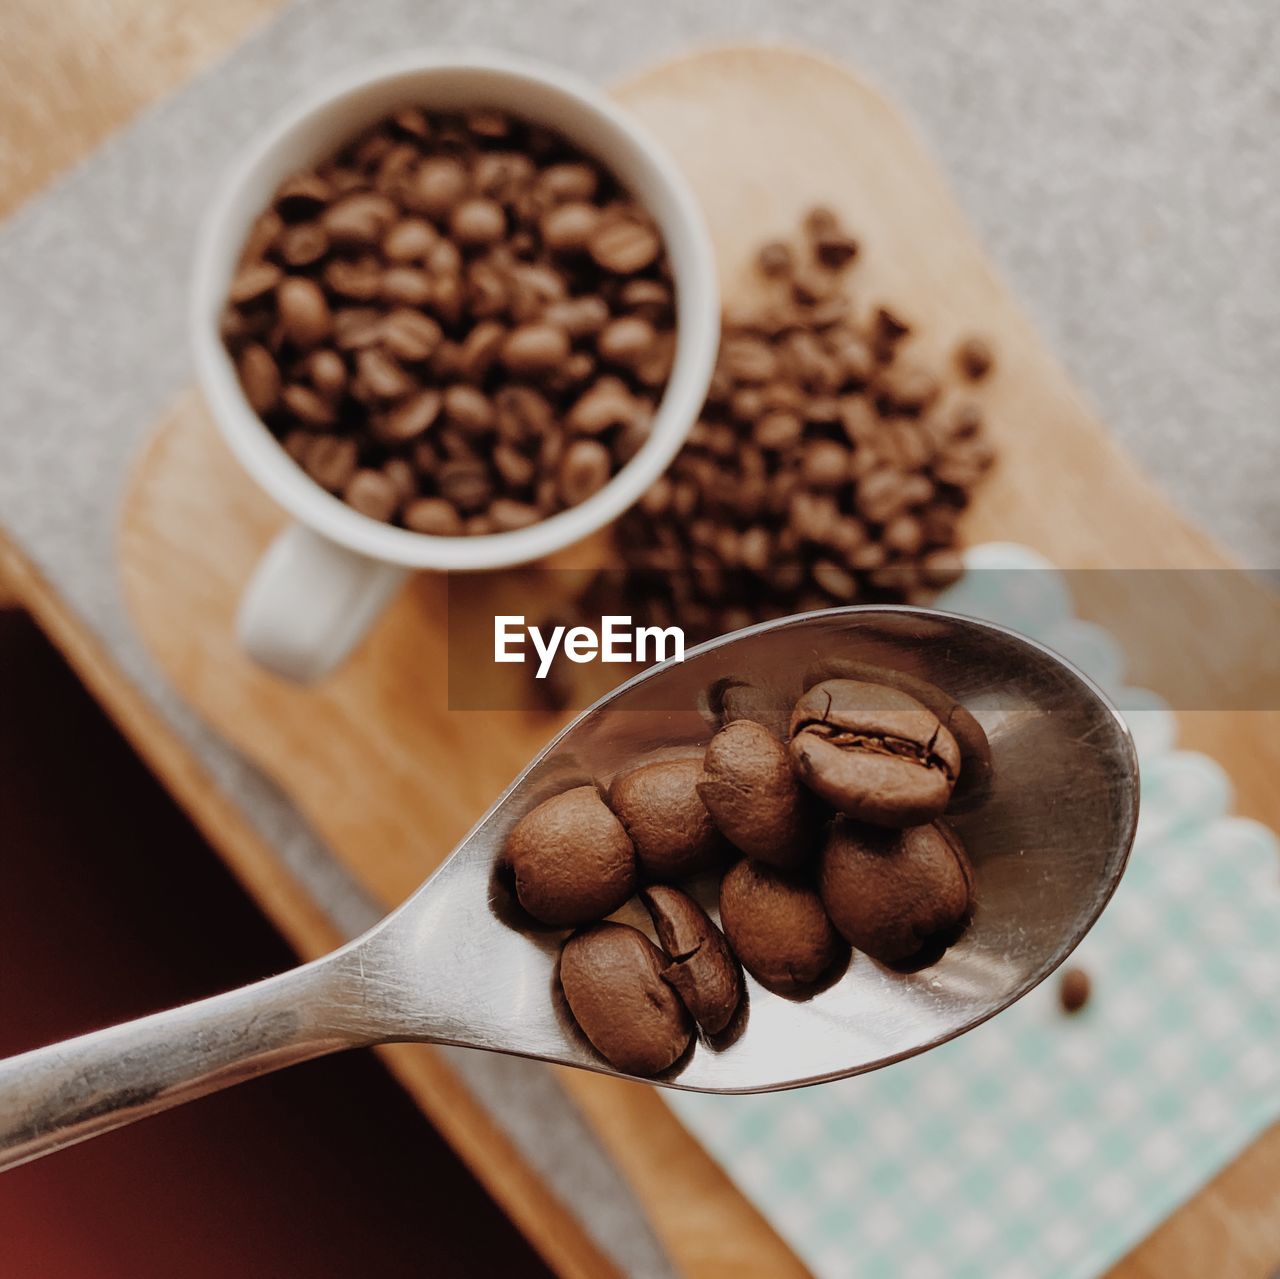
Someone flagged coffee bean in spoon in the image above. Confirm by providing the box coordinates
[819,819,973,964]
[801,659,993,811]
[504,786,636,925]
[719,859,843,992]
[640,885,743,1035]
[698,719,821,870]
[789,679,961,827]
[608,757,730,881]
[559,922,692,1076]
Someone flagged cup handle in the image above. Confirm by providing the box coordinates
[237,524,409,682]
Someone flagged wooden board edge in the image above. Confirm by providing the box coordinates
[0,529,622,1279]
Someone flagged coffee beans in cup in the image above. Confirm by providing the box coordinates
[221,108,675,535]
[501,666,994,1076]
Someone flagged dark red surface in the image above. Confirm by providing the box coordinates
[0,610,551,1278]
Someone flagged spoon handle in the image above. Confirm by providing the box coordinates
[0,952,368,1172]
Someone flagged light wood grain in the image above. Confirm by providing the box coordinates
[0,0,283,217]
[111,45,1280,1277]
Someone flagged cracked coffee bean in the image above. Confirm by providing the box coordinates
[802,658,993,810]
[221,106,674,535]
[559,922,692,1075]
[608,757,730,881]
[641,885,743,1035]
[719,858,843,992]
[789,679,960,827]
[504,786,636,925]
[820,819,973,963]
[698,719,820,869]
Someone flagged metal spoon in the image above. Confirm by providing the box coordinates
[0,607,1138,1171]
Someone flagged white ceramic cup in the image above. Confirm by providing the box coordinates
[192,51,719,682]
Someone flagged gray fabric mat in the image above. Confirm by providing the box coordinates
[1,0,1277,1272]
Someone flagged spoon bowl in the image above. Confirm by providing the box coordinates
[0,607,1138,1167]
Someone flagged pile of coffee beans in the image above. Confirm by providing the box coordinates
[503,669,993,1076]
[220,107,675,536]
[591,207,996,639]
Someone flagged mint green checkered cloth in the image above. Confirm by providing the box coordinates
[668,544,1280,1279]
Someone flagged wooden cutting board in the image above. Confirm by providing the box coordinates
[117,45,1280,1279]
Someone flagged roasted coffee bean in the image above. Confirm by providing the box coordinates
[559,923,692,1076]
[443,384,495,433]
[382,457,417,504]
[377,388,442,443]
[589,214,661,274]
[505,786,636,925]
[1059,966,1091,1014]
[819,819,973,963]
[599,315,656,366]
[813,228,859,270]
[277,277,332,349]
[380,309,443,363]
[307,348,347,398]
[325,256,382,301]
[450,198,506,246]
[228,261,282,305]
[380,267,434,307]
[281,383,338,429]
[641,885,743,1035]
[698,720,820,870]
[489,498,541,531]
[757,240,794,278]
[544,296,609,339]
[719,859,842,991]
[541,201,600,252]
[322,192,397,247]
[789,680,961,826]
[332,304,381,350]
[956,336,994,381]
[410,156,469,217]
[403,496,463,536]
[567,380,638,435]
[438,458,492,513]
[343,469,399,522]
[383,217,437,262]
[608,757,729,881]
[236,344,281,414]
[274,173,332,220]
[278,222,329,267]
[223,106,674,536]
[803,205,839,237]
[802,658,993,811]
[355,348,412,401]
[501,323,570,374]
[558,439,612,505]
[539,162,598,202]
[302,434,357,490]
